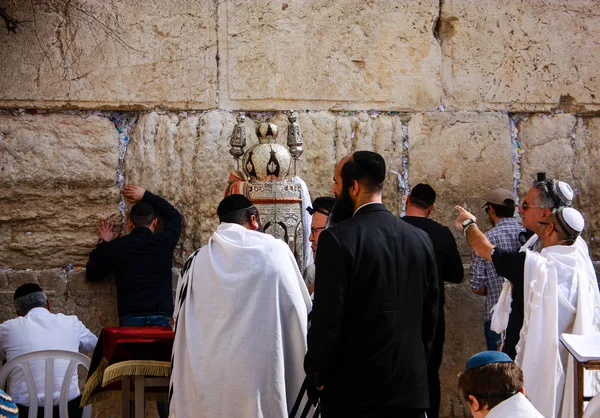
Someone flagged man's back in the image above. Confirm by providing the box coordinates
[307,204,439,408]
[402,216,463,304]
[0,308,97,405]
[86,190,181,318]
[170,223,311,418]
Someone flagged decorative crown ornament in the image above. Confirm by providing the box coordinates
[242,122,291,181]
[287,110,304,176]
[228,113,247,170]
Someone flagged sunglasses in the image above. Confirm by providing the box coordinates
[520,201,550,211]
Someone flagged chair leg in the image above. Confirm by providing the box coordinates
[135,375,145,418]
[121,376,131,418]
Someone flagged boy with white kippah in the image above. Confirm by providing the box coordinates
[458,351,543,417]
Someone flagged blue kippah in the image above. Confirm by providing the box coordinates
[465,351,513,371]
[0,389,18,418]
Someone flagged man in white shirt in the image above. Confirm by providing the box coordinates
[0,283,98,417]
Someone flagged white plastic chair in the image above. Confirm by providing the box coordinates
[0,350,92,418]
[584,393,600,418]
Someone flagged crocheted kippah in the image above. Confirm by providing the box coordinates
[465,351,513,371]
[0,390,18,418]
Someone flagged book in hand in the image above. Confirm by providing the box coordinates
[560,332,600,363]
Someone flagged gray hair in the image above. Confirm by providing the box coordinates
[14,291,47,315]
[532,181,557,209]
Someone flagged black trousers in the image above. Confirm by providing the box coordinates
[427,308,445,418]
[17,395,83,418]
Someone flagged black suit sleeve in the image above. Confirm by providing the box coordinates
[304,230,348,387]
[86,241,113,281]
[421,236,439,364]
[143,190,182,247]
[443,227,464,284]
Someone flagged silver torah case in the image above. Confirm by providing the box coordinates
[228,112,306,271]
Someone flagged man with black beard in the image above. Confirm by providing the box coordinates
[305,151,439,418]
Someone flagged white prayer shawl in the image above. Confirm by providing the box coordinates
[486,393,544,418]
[169,223,312,418]
[516,240,600,418]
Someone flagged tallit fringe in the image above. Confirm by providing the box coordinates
[102,360,171,387]
[85,389,168,406]
[80,357,110,406]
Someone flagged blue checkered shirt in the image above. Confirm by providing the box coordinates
[470,217,525,321]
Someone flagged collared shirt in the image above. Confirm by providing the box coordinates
[353,201,379,217]
[0,308,97,406]
[470,217,525,321]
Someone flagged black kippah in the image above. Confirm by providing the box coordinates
[14,283,43,300]
[218,194,254,217]
[411,183,436,206]
[353,151,386,184]
[307,196,337,216]
[131,202,154,217]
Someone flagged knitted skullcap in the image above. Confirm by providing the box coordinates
[0,389,18,418]
[554,181,574,206]
[353,151,386,184]
[555,207,584,242]
[217,194,254,217]
[465,351,513,372]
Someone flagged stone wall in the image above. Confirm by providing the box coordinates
[1,1,599,417]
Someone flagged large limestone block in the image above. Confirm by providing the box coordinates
[517,114,577,194]
[333,112,406,214]
[124,111,237,263]
[218,0,441,111]
[441,0,600,112]
[407,112,514,254]
[518,114,600,259]
[0,113,120,269]
[573,117,600,259]
[0,1,217,110]
[442,280,486,417]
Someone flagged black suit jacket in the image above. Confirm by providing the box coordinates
[305,203,439,409]
[86,191,181,318]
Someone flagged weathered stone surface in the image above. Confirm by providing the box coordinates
[7,270,39,288]
[517,114,577,195]
[573,117,600,260]
[333,112,406,214]
[0,271,7,288]
[39,268,68,296]
[218,0,441,111]
[442,281,486,417]
[0,113,120,269]
[0,1,217,110]
[518,114,600,260]
[407,112,514,255]
[66,270,118,335]
[125,111,237,263]
[441,0,600,112]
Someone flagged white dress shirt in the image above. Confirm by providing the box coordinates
[0,307,98,406]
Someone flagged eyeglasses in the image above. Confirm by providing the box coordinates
[537,221,551,226]
[310,227,326,236]
[520,202,550,211]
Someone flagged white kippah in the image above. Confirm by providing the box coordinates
[556,181,574,206]
[562,207,584,233]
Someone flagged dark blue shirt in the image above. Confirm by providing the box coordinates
[86,191,181,318]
